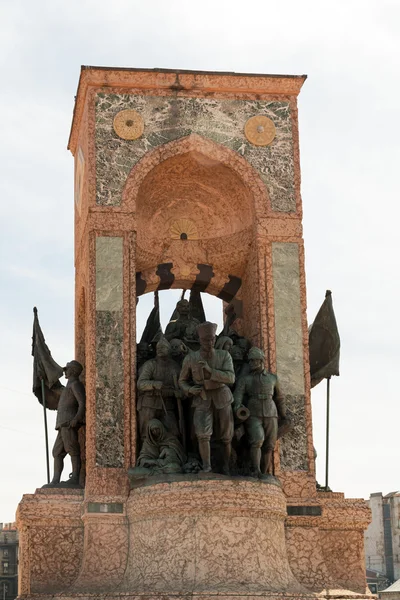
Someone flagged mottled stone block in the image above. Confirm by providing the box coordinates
[96,237,124,468]
[95,94,296,212]
[272,243,307,471]
[280,395,308,471]
[96,236,123,311]
[272,242,304,395]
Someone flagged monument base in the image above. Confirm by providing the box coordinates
[16,479,373,599]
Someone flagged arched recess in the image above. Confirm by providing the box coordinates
[122,133,270,217]
[122,134,270,346]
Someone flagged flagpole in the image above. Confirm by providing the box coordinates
[41,378,50,484]
[325,377,331,491]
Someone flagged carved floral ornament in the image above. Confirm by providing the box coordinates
[170,218,198,240]
[113,109,144,140]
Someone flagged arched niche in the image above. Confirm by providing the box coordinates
[122,135,269,291]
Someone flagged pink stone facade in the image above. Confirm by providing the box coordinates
[16,67,372,600]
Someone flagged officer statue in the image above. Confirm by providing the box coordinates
[51,360,85,486]
[179,321,235,474]
[233,347,287,478]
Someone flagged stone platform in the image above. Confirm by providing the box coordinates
[16,478,373,599]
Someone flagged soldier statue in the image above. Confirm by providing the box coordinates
[233,347,287,478]
[165,299,200,349]
[51,360,85,486]
[137,337,181,441]
[170,338,189,367]
[179,321,235,474]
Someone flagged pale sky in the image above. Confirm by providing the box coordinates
[1,0,399,522]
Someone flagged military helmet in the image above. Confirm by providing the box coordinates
[247,347,265,361]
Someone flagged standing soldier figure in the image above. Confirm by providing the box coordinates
[233,347,287,478]
[179,321,235,474]
[137,337,181,441]
[51,360,85,486]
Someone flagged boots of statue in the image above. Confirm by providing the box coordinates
[198,439,212,472]
[221,442,231,475]
[51,457,64,484]
[261,449,273,475]
[250,447,262,477]
[69,454,81,485]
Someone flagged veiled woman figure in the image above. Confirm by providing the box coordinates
[135,419,186,475]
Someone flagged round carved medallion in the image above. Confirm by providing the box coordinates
[244,115,276,146]
[113,109,144,140]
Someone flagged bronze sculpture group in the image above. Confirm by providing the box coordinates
[135,299,290,480]
[38,297,290,487]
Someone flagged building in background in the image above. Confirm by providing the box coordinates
[0,523,18,600]
[365,492,400,591]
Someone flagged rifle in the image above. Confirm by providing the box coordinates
[155,387,168,417]
[173,372,186,452]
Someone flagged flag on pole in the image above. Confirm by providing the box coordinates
[32,307,64,409]
[139,292,162,345]
[188,288,206,324]
[309,290,340,388]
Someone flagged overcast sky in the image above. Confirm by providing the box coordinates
[0,0,399,522]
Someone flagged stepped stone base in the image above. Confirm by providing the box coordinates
[16,479,373,600]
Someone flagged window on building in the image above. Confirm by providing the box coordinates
[3,550,8,558]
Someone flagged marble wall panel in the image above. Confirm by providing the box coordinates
[95,94,295,212]
[96,237,124,468]
[280,394,308,471]
[272,242,307,471]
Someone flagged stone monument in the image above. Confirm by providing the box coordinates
[17,67,371,599]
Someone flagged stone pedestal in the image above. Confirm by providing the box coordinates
[16,481,373,600]
[122,478,303,595]
[16,489,84,595]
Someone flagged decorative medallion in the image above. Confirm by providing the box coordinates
[170,218,198,240]
[244,115,276,146]
[113,109,144,140]
[75,147,85,211]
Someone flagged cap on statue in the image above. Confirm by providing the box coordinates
[156,337,171,350]
[247,347,265,361]
[197,321,218,338]
[63,360,83,375]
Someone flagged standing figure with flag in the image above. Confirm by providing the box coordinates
[32,307,85,487]
[51,361,85,486]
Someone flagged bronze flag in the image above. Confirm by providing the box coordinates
[309,291,340,388]
[140,291,162,344]
[32,307,64,409]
